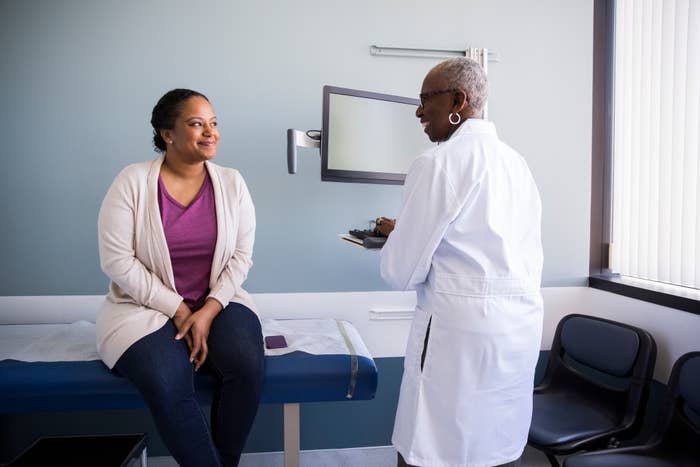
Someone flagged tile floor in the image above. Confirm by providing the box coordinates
[149,445,556,467]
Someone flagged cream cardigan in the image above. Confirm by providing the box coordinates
[96,156,257,368]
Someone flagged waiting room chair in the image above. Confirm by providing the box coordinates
[528,314,657,467]
[563,351,700,467]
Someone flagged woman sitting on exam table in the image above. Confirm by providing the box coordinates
[378,58,544,467]
[96,89,263,467]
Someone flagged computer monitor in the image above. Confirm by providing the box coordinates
[321,85,433,185]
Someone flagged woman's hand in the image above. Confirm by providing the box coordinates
[175,298,223,371]
[173,302,194,352]
[375,217,396,237]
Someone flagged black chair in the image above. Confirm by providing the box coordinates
[528,314,657,467]
[563,351,700,467]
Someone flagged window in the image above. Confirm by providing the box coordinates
[589,0,700,313]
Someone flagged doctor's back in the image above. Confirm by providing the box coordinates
[434,123,543,287]
[379,59,543,467]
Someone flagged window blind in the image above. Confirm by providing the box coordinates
[611,0,699,289]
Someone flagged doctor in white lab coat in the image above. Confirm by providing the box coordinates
[378,58,544,467]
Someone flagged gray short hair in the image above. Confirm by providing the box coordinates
[431,57,488,116]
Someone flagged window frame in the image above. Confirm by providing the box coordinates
[589,0,700,316]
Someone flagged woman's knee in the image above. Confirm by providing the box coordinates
[209,341,264,385]
[218,302,262,337]
[208,303,264,370]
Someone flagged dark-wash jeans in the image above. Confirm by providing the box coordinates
[114,302,264,467]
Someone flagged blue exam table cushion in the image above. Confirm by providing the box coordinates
[0,351,378,413]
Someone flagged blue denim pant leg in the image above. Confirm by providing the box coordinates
[114,320,221,467]
[205,302,265,467]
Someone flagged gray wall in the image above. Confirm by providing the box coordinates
[0,0,593,295]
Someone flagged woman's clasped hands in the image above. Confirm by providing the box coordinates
[173,299,222,371]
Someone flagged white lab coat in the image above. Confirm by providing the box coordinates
[381,119,543,467]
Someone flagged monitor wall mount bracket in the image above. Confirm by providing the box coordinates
[287,129,321,174]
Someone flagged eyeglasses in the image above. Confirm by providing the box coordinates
[419,88,457,107]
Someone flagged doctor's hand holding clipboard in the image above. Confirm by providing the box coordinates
[374,217,395,237]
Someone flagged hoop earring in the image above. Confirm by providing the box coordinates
[449,113,461,125]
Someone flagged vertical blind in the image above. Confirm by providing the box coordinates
[611,0,700,289]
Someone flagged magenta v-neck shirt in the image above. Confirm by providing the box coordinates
[158,173,218,311]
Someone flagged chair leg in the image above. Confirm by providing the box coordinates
[545,452,560,467]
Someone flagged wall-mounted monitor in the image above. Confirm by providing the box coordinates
[321,85,433,185]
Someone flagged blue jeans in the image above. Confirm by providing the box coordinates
[114,302,264,467]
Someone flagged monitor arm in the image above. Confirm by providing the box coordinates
[287,129,321,174]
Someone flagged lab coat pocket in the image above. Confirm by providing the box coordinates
[403,307,432,375]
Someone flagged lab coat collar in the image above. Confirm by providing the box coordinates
[449,118,497,141]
